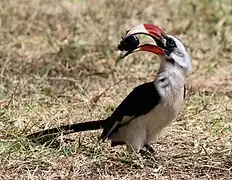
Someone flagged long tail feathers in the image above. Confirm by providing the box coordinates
[27,119,106,143]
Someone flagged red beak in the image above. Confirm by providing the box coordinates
[120,24,166,58]
[136,44,166,55]
[125,24,164,41]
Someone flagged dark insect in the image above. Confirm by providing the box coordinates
[117,35,140,52]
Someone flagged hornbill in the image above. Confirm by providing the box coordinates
[27,24,192,153]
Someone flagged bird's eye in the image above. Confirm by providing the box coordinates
[166,38,176,48]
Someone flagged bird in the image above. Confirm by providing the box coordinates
[27,23,192,154]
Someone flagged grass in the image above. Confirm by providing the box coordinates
[0,0,231,179]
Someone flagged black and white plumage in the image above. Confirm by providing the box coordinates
[100,82,161,141]
[28,24,192,152]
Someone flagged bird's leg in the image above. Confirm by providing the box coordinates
[139,149,148,156]
[139,144,155,158]
[139,144,161,167]
[144,144,155,154]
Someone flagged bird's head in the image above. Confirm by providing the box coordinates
[118,24,192,75]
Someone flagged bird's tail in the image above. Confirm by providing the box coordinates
[27,119,106,143]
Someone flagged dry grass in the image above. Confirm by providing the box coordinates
[0,0,231,179]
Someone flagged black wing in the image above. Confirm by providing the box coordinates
[100,82,161,140]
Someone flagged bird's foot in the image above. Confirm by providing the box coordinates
[139,144,159,161]
[144,144,155,154]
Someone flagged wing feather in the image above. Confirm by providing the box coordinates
[100,82,161,140]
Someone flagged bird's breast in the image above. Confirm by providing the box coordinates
[145,88,184,143]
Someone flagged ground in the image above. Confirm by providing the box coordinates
[0,0,231,179]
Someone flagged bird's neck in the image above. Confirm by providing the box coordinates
[154,58,186,106]
[154,58,186,121]
[155,58,185,88]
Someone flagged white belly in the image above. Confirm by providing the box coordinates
[110,94,184,151]
[145,101,179,143]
